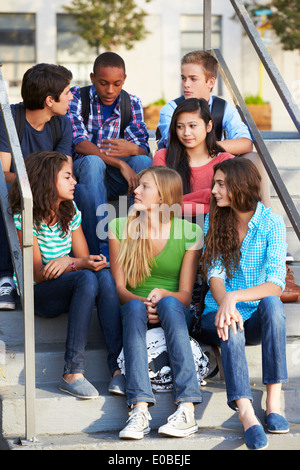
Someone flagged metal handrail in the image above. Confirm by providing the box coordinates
[230,0,300,133]
[203,1,300,240]
[0,66,36,441]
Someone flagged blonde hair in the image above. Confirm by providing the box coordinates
[117,166,183,288]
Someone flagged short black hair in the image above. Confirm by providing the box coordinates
[93,52,126,74]
[21,63,72,110]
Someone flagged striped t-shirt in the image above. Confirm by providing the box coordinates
[13,203,81,285]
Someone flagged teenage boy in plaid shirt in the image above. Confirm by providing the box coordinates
[68,52,152,261]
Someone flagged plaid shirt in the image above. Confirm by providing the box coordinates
[203,202,287,321]
[68,84,149,160]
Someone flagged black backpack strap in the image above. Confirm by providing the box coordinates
[119,89,131,138]
[80,85,91,127]
[211,96,226,141]
[14,102,26,143]
[174,95,185,106]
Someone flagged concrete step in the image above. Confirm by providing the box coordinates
[5,423,300,451]
[1,265,299,441]
[265,138,300,169]
[1,376,299,439]
[1,263,299,348]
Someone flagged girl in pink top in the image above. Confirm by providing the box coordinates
[153,98,234,216]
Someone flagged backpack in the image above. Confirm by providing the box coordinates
[117,326,210,392]
[14,102,62,149]
[80,86,132,138]
[155,95,226,145]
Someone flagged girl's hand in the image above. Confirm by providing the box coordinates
[144,288,164,324]
[81,255,107,271]
[215,292,244,341]
[43,256,71,280]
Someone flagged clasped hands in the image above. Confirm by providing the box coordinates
[144,288,164,325]
[215,291,244,341]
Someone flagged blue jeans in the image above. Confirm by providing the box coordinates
[73,154,152,257]
[0,183,13,279]
[121,297,203,407]
[34,269,122,376]
[200,296,288,410]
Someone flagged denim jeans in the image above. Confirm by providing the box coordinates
[121,297,203,407]
[34,269,122,376]
[0,183,13,279]
[200,296,288,410]
[73,154,152,257]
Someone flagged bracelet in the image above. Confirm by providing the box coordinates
[71,261,77,271]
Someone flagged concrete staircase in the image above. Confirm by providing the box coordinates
[0,132,299,450]
[0,265,299,450]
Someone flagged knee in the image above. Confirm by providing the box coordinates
[74,155,106,180]
[259,296,285,323]
[121,299,147,324]
[130,155,152,173]
[157,296,183,320]
[74,270,98,297]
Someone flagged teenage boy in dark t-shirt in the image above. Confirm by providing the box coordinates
[0,63,73,309]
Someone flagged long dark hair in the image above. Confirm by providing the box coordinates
[165,98,225,194]
[9,151,75,235]
[201,158,262,280]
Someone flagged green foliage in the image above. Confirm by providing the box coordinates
[244,94,268,104]
[238,1,300,51]
[63,0,151,54]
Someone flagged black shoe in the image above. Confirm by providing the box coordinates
[0,283,17,310]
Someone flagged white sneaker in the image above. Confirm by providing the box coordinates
[119,407,151,440]
[158,404,198,437]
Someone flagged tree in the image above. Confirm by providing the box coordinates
[239,1,300,51]
[63,0,152,55]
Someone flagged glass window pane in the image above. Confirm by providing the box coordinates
[57,14,96,65]
[0,13,36,95]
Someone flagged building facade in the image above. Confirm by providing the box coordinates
[0,0,299,132]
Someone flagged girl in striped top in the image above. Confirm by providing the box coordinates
[9,151,122,399]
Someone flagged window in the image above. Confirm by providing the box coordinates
[0,13,36,88]
[57,14,96,86]
[180,15,222,94]
[180,15,222,57]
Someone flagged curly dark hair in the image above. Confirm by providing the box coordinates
[8,151,75,236]
[201,158,261,280]
[165,98,225,194]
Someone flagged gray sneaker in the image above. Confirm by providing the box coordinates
[119,407,151,439]
[58,377,99,399]
[0,283,17,310]
[158,404,198,437]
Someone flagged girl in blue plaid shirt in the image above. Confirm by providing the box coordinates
[200,158,289,450]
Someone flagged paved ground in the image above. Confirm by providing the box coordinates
[3,423,300,452]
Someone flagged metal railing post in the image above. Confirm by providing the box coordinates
[0,66,36,442]
[203,0,212,50]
